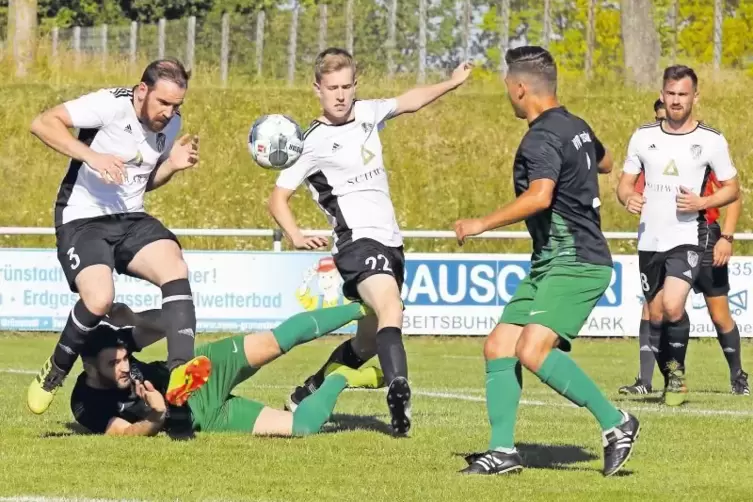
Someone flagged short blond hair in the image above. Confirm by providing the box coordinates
[314,48,356,83]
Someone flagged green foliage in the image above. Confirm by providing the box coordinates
[2,67,753,255]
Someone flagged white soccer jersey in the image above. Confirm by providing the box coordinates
[623,122,737,252]
[276,99,402,252]
[55,87,181,226]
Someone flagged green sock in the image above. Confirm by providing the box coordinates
[272,303,364,353]
[486,357,522,451]
[292,373,347,436]
[534,349,623,430]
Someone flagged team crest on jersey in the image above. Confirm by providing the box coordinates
[362,122,374,134]
[156,133,166,152]
[687,250,699,268]
[690,144,702,159]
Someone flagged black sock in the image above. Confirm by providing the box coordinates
[309,338,368,388]
[161,279,196,371]
[638,319,656,387]
[376,326,408,384]
[716,324,742,378]
[648,321,666,387]
[53,300,103,374]
[662,313,690,374]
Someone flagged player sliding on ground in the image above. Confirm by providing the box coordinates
[268,47,472,435]
[70,303,383,437]
[27,58,206,429]
[453,46,638,477]
[617,65,741,405]
[619,98,748,397]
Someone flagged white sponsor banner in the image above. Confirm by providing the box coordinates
[0,249,750,337]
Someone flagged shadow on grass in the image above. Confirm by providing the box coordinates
[323,413,396,437]
[454,443,614,474]
[40,422,92,438]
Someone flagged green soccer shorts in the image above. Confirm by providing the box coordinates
[187,335,266,433]
[499,262,613,350]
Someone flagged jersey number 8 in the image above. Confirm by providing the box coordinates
[640,273,650,293]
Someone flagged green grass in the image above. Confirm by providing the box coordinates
[1,333,752,501]
[2,61,753,255]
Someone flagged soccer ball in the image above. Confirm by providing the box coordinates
[248,114,304,170]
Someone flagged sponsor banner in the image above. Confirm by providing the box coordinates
[0,249,750,337]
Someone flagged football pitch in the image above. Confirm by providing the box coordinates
[0,333,751,502]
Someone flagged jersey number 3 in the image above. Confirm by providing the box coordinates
[67,247,81,270]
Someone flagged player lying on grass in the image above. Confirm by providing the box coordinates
[71,302,383,437]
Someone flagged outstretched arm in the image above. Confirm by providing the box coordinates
[454,179,555,245]
[392,62,472,117]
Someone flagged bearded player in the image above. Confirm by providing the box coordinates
[28,59,207,422]
[619,98,748,396]
[617,65,740,405]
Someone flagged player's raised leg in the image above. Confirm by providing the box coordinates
[287,311,378,411]
[27,262,114,414]
[125,237,207,407]
[706,295,749,395]
[188,302,380,436]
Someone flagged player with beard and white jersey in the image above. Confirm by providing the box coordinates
[268,47,472,435]
[27,59,209,430]
[617,65,740,406]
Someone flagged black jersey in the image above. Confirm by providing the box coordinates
[512,106,612,269]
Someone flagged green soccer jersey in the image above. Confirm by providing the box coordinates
[512,106,612,269]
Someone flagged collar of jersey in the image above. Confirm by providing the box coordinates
[528,106,566,128]
[658,120,701,136]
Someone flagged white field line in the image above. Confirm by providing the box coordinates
[4,368,751,418]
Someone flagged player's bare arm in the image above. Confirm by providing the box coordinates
[597,148,614,174]
[676,176,739,212]
[104,381,167,437]
[146,134,200,192]
[392,62,472,117]
[616,172,644,214]
[714,195,742,266]
[30,105,127,184]
[267,187,328,250]
[454,178,555,245]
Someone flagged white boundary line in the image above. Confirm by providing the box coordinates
[3,368,750,418]
[0,498,143,502]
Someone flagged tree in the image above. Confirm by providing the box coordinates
[621,0,660,87]
[10,0,38,77]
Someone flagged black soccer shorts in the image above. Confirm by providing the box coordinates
[693,223,730,298]
[638,244,704,303]
[55,212,180,292]
[333,238,405,301]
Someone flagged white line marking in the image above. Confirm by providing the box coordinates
[0,498,143,502]
[2,368,750,418]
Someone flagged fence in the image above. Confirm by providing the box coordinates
[2,227,753,336]
[8,0,753,85]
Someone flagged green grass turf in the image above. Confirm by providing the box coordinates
[0,333,751,501]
